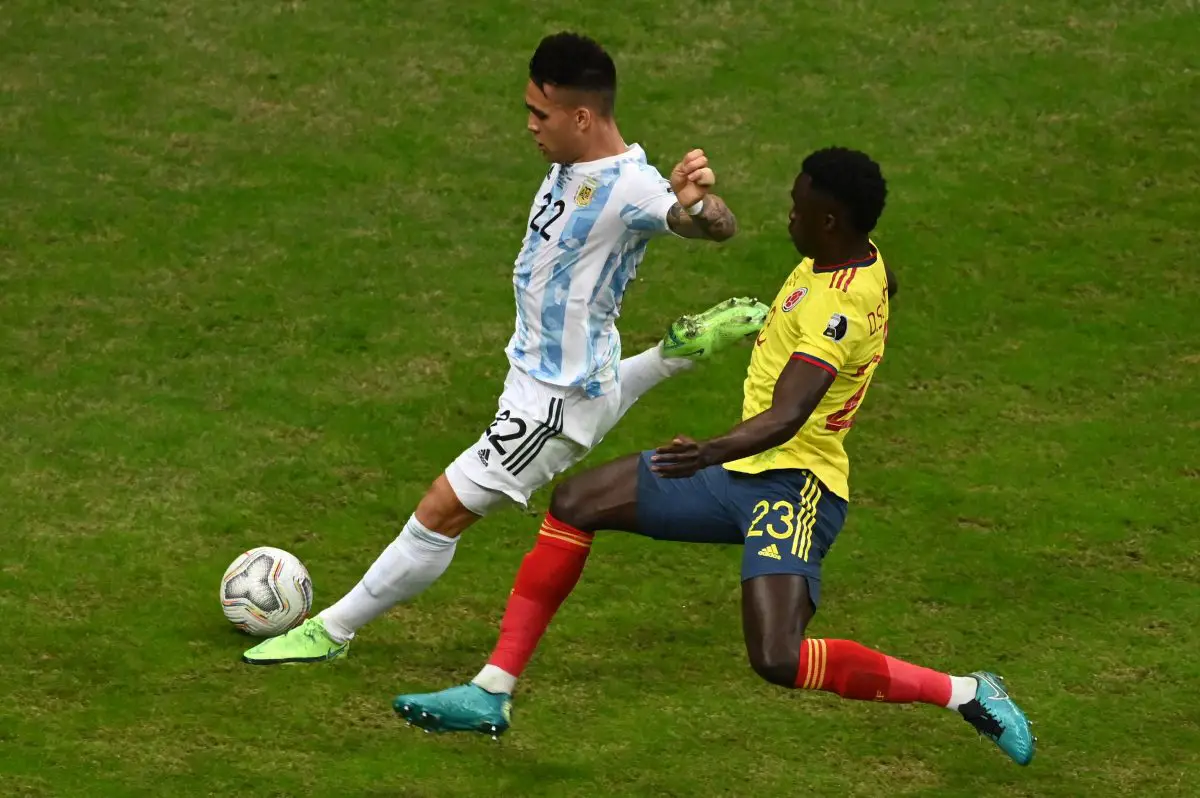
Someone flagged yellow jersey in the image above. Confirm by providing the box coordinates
[724,244,891,500]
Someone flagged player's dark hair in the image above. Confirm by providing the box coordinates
[801,147,887,234]
[529,32,617,115]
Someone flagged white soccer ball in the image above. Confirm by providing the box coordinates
[219,546,313,637]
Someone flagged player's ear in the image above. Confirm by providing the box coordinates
[574,105,593,131]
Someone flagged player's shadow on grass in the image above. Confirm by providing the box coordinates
[363,739,587,795]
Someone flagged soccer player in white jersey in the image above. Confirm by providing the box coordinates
[242,32,767,666]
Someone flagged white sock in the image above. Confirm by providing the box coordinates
[945,675,979,711]
[617,343,694,417]
[472,664,518,695]
[319,515,458,643]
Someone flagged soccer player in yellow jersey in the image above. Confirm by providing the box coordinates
[395,148,1036,766]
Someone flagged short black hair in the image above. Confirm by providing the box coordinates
[529,32,617,115]
[801,147,887,234]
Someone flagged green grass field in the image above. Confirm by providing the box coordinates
[2,1,1198,795]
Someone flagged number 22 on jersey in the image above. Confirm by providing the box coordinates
[530,193,565,241]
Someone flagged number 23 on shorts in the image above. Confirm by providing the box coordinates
[746,498,816,560]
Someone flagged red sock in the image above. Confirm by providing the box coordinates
[487,513,593,678]
[796,638,952,706]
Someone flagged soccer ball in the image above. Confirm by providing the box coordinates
[219,546,313,637]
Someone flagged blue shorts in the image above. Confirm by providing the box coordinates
[635,452,848,608]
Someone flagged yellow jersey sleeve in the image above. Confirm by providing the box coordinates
[777,276,869,376]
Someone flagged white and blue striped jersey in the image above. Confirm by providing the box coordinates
[505,144,678,397]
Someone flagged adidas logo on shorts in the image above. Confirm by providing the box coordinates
[477,448,490,467]
[758,544,782,560]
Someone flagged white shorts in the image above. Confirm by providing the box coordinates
[445,367,622,516]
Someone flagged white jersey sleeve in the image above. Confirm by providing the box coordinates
[614,163,681,239]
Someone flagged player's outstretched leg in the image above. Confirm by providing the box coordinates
[617,297,768,417]
[393,454,645,736]
[742,575,1036,766]
[243,475,473,665]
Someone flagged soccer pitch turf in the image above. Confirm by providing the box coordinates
[2,1,1197,795]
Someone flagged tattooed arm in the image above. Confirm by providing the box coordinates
[665,194,739,242]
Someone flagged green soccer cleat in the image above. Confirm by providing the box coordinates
[959,671,1036,766]
[241,617,349,666]
[660,296,769,360]
[393,683,512,738]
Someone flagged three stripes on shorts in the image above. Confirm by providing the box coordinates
[502,397,564,476]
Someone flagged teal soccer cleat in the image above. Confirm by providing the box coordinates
[959,671,1036,766]
[393,683,512,738]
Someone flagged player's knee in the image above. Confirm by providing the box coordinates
[548,477,599,531]
[414,475,478,537]
[746,641,800,688]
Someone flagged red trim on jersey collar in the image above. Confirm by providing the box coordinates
[811,244,878,273]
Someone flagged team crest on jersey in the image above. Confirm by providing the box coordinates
[823,312,849,342]
[782,288,808,312]
[575,179,598,207]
